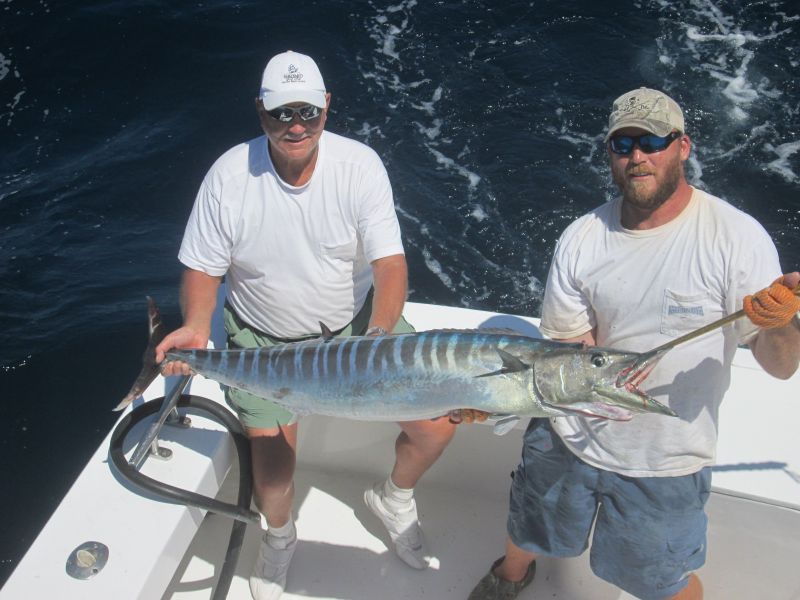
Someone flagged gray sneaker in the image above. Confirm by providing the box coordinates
[364,482,429,569]
[467,556,536,599]
[249,529,297,600]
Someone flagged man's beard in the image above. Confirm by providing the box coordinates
[613,155,683,211]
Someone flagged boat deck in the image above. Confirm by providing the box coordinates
[3,301,800,600]
[162,416,800,600]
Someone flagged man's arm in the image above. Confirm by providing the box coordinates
[747,272,800,380]
[367,254,408,333]
[155,268,223,375]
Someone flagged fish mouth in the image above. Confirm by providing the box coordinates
[615,347,668,392]
[593,383,676,417]
[606,347,676,417]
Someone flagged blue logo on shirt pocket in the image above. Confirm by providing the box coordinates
[661,289,719,336]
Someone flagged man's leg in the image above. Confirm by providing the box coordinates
[492,538,538,583]
[365,417,457,569]
[248,423,298,528]
[467,537,538,600]
[668,574,703,600]
[468,419,597,599]
[248,422,299,600]
[392,417,457,488]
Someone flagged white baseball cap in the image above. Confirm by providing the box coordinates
[259,51,327,110]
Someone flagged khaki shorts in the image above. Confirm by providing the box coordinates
[223,300,415,429]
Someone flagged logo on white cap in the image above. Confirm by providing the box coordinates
[285,64,303,82]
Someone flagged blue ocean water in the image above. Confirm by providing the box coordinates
[1,0,799,586]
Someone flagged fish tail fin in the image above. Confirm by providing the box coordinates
[113,297,168,411]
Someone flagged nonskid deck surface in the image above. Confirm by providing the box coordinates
[164,418,527,599]
[164,462,631,600]
[162,416,800,600]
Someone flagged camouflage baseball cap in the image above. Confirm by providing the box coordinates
[604,87,684,142]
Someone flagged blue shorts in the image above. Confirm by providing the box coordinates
[508,419,711,600]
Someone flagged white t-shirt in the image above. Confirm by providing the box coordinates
[540,188,782,477]
[179,131,404,338]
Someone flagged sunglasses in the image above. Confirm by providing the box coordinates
[265,104,323,123]
[609,131,681,155]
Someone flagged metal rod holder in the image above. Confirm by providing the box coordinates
[129,375,192,470]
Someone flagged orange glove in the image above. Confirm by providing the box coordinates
[449,409,491,424]
[743,276,800,329]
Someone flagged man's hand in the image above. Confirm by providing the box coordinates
[155,326,209,376]
[744,273,800,329]
[448,409,491,424]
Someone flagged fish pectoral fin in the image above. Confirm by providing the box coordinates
[491,415,520,435]
[475,349,530,378]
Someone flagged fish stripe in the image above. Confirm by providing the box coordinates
[220,349,229,376]
[322,340,332,380]
[384,336,397,374]
[392,335,403,374]
[366,336,381,377]
[411,333,424,371]
[420,332,433,371]
[336,339,347,380]
[293,345,303,382]
[435,332,449,371]
[234,349,245,383]
[257,347,267,381]
[401,334,417,370]
[445,334,457,372]
[453,333,471,368]
[350,338,363,381]
[312,342,322,384]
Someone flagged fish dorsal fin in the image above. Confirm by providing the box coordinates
[492,415,520,435]
[475,348,530,378]
[319,322,334,342]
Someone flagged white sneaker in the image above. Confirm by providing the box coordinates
[364,482,429,570]
[249,529,297,600]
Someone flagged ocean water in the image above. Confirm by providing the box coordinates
[1,0,799,586]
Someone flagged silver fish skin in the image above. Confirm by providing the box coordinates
[165,330,676,423]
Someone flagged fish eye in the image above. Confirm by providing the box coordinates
[590,353,606,367]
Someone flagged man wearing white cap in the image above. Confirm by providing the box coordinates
[156,50,457,599]
[468,88,800,599]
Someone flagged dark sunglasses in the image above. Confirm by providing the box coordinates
[609,131,681,155]
[266,104,323,123]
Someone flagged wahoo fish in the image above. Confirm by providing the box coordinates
[117,299,675,433]
[166,334,675,435]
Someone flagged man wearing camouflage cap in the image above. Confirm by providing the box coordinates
[468,88,800,600]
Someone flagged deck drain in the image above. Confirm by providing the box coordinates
[66,541,109,579]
